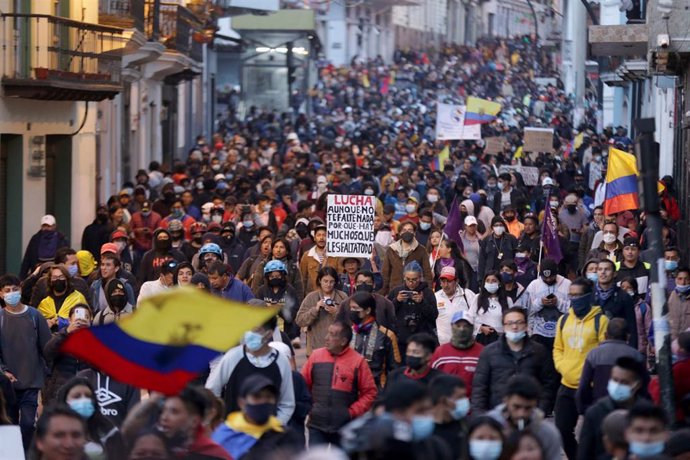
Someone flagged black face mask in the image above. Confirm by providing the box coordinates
[566,205,577,214]
[504,214,516,222]
[171,232,183,241]
[244,403,276,425]
[109,294,127,311]
[223,234,234,243]
[356,284,374,293]
[400,232,414,243]
[193,236,202,244]
[268,278,286,288]
[349,311,363,325]
[53,280,67,293]
[406,355,426,371]
[163,191,175,201]
[155,238,172,250]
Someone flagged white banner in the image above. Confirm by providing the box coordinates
[498,165,541,186]
[326,195,376,258]
[435,103,481,140]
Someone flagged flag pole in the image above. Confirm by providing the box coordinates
[431,230,446,272]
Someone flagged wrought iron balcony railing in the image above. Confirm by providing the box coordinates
[1,14,124,100]
[160,2,204,62]
[99,0,160,40]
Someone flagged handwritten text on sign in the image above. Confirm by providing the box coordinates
[327,195,375,258]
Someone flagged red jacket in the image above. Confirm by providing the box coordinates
[302,347,377,433]
[430,342,484,397]
[650,357,690,422]
[129,210,162,252]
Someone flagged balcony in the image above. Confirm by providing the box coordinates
[588,24,648,57]
[100,0,160,40]
[0,14,124,101]
[160,3,204,62]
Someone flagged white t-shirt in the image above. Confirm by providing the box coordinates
[473,296,513,334]
[435,287,478,344]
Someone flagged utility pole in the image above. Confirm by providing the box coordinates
[634,118,675,419]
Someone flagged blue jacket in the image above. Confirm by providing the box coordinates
[218,277,255,303]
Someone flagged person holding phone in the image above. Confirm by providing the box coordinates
[473,271,513,345]
[42,304,93,405]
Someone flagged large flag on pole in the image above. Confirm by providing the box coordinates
[61,288,278,395]
[464,97,501,125]
[541,194,563,263]
[604,147,640,215]
[443,195,464,252]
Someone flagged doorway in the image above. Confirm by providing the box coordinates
[45,135,72,243]
[0,135,23,274]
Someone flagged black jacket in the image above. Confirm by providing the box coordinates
[219,236,247,273]
[492,188,527,214]
[596,286,638,350]
[388,283,438,347]
[20,230,69,279]
[43,329,90,405]
[351,322,401,389]
[137,248,187,285]
[471,336,557,413]
[81,221,111,263]
[478,234,518,280]
[337,293,397,332]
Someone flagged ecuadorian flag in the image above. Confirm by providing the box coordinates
[61,288,278,394]
[431,145,450,171]
[465,97,501,125]
[604,148,640,215]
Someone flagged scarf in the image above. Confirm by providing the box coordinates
[595,284,616,304]
[353,317,376,335]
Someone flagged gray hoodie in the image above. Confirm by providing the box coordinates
[488,403,563,459]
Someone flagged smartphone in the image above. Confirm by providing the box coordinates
[400,290,416,296]
[74,308,88,321]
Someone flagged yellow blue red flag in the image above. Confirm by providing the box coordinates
[604,148,640,215]
[61,288,278,394]
[465,97,501,125]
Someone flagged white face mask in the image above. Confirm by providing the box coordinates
[493,226,505,236]
[427,194,439,203]
[603,233,617,244]
[405,204,417,214]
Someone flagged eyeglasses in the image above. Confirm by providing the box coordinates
[504,320,526,327]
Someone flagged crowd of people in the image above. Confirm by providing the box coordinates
[2,36,690,459]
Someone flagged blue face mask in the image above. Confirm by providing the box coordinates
[419,222,432,231]
[69,397,95,419]
[505,330,526,343]
[607,379,633,402]
[411,415,435,441]
[628,440,665,457]
[243,220,254,228]
[676,284,690,295]
[665,260,679,272]
[452,398,470,420]
[67,264,79,277]
[244,331,265,352]
[3,291,21,306]
[570,293,593,317]
[469,439,503,460]
[586,272,598,283]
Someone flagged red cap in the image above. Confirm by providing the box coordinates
[111,230,127,241]
[100,243,119,255]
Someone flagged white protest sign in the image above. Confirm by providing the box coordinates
[0,426,24,458]
[326,195,375,258]
[498,165,541,186]
[436,103,466,140]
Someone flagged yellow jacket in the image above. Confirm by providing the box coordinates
[553,305,608,389]
[38,290,88,320]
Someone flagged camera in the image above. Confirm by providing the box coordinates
[324,298,335,307]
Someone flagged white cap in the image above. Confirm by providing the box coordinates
[542,177,554,186]
[214,173,226,182]
[286,132,299,142]
[41,214,56,226]
[464,215,478,226]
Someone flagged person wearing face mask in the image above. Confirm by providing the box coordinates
[478,216,518,281]
[559,194,589,274]
[502,205,524,239]
[431,311,483,397]
[381,222,433,295]
[348,292,401,389]
[21,214,70,279]
[152,182,178,218]
[577,356,648,460]
[575,318,646,415]
[668,267,690,342]
[578,206,605,269]
[662,247,681,295]
[466,416,505,460]
[553,278,608,460]
[42,305,92,405]
[623,403,671,459]
[211,374,302,459]
[161,199,197,241]
[57,377,126,459]
[484,174,501,207]
[255,261,300,336]
[513,243,538,288]
[619,277,652,358]
[434,267,477,345]
[486,375,563,460]
[205,316,295,424]
[37,265,89,330]
[422,186,448,220]
[473,271,512,345]
[429,375,470,460]
[492,173,526,215]
[130,200,162,256]
[80,205,112,264]
[0,274,52,450]
[518,214,541,263]
[415,210,435,246]
[340,379,453,459]
[92,279,134,326]
[28,248,90,309]
[137,228,187,285]
[594,259,639,350]
[388,333,443,386]
[588,221,626,261]
[336,270,397,332]
[499,260,527,303]
[181,221,208,262]
[472,308,556,414]
[399,197,421,225]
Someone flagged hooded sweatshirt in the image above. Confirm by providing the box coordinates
[461,199,495,237]
[488,403,563,459]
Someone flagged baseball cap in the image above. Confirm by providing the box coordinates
[623,236,640,248]
[100,243,119,255]
[451,310,474,325]
[41,214,56,226]
[141,201,151,212]
[464,216,478,226]
[564,194,578,205]
[540,258,558,278]
[111,230,128,241]
[542,177,554,187]
[118,189,131,197]
[160,259,179,275]
[239,374,278,398]
[440,266,456,280]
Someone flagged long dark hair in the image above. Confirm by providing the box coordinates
[271,238,293,262]
[56,377,118,445]
[477,270,510,314]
